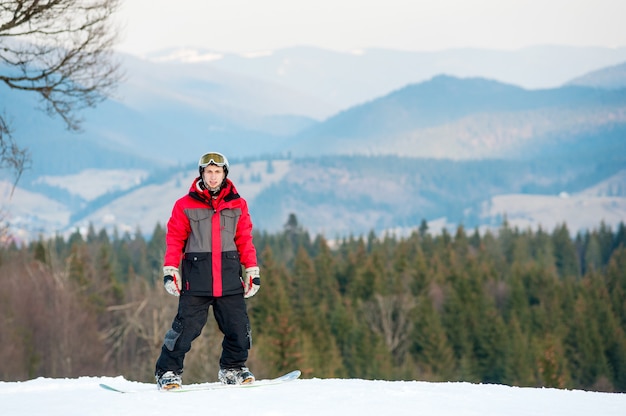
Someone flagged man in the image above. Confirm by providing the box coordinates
[154,151,261,390]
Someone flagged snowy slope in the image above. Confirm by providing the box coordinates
[3,163,626,242]
[1,376,624,416]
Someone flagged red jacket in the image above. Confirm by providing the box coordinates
[164,177,257,297]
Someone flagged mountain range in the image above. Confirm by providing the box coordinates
[1,45,625,241]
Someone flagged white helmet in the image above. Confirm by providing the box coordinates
[198,151,229,177]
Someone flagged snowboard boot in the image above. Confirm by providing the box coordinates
[218,367,255,385]
[156,370,182,390]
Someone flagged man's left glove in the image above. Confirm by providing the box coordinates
[163,266,182,297]
[242,266,261,298]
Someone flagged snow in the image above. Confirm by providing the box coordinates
[34,169,149,201]
[1,375,624,416]
[481,193,626,234]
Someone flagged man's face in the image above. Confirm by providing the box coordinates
[202,164,225,189]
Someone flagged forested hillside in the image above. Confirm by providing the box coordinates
[0,219,624,392]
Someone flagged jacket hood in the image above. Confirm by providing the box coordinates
[189,177,239,204]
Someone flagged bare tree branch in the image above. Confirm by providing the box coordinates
[0,0,122,182]
[363,293,416,363]
[0,115,30,196]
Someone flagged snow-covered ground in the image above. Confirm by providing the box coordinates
[35,169,149,201]
[481,193,626,234]
[1,375,624,416]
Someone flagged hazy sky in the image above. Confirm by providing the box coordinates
[115,0,626,56]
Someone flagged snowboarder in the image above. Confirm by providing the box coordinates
[154,151,261,390]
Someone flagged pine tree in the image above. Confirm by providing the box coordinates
[613,222,626,251]
[505,316,535,386]
[147,223,166,279]
[532,227,556,270]
[605,246,626,328]
[583,231,603,273]
[552,224,580,278]
[33,239,47,264]
[597,221,615,266]
[112,231,134,282]
[565,292,610,389]
[94,242,123,306]
[441,277,473,374]
[537,335,569,389]
[412,295,456,381]
[578,269,625,391]
[68,242,89,287]
[86,223,98,244]
[473,309,508,384]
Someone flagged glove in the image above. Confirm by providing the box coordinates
[163,266,182,296]
[242,266,261,298]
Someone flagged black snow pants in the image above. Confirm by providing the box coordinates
[155,294,251,376]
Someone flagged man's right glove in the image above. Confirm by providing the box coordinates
[163,266,182,296]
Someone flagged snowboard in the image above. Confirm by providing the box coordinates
[99,369,301,393]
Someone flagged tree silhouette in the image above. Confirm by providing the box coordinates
[0,0,122,182]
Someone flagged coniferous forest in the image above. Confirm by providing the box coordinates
[0,217,625,393]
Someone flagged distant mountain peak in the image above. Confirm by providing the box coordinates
[411,74,523,92]
[143,47,279,63]
[567,61,626,89]
[146,48,224,63]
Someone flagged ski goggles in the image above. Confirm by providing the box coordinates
[198,152,227,167]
